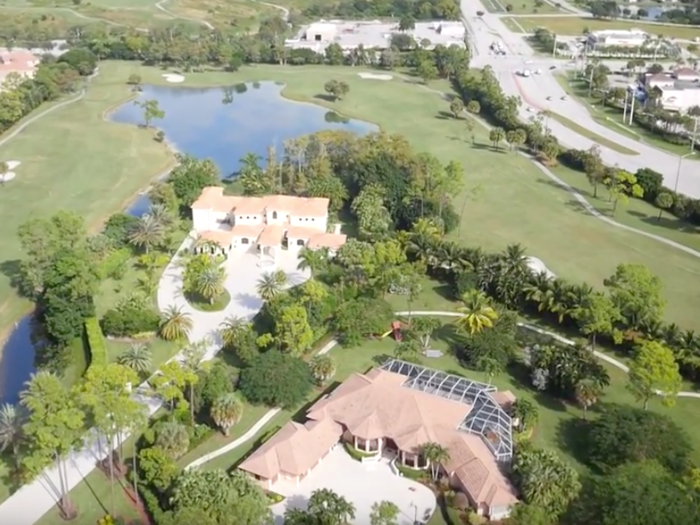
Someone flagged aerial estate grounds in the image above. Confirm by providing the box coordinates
[4,59,700,524]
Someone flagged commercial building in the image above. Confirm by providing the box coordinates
[286,20,466,52]
[644,67,700,112]
[588,28,648,47]
[239,359,519,520]
[190,187,346,258]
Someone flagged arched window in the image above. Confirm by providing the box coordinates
[272,211,278,219]
[241,238,250,245]
[296,239,305,246]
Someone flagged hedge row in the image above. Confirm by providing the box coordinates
[84,317,108,371]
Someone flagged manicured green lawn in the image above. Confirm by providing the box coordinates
[185,290,231,312]
[483,0,564,15]
[547,110,639,155]
[501,15,700,39]
[0,61,174,345]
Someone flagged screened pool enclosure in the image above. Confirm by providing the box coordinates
[380,359,514,462]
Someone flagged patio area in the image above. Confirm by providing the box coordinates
[270,447,436,525]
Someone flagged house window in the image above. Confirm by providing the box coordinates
[246,216,250,220]
[296,239,305,246]
[272,211,278,219]
[241,238,250,245]
[311,218,315,221]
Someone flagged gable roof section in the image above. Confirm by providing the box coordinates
[191,187,330,217]
[239,418,342,479]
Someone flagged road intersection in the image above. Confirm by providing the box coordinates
[461,1,700,197]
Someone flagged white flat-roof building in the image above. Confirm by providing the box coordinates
[305,22,338,43]
[644,68,700,112]
[589,28,648,47]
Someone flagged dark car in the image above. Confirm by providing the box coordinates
[549,65,556,70]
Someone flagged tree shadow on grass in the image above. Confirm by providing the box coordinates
[507,360,569,412]
[435,110,454,120]
[371,353,394,366]
[556,416,593,469]
[469,142,508,154]
[313,94,336,103]
[638,213,700,235]
[0,259,29,297]
[432,323,461,350]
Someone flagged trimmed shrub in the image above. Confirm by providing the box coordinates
[101,300,160,337]
[85,317,107,370]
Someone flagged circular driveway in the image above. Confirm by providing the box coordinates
[270,447,437,525]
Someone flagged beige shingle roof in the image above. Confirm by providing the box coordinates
[239,418,342,478]
[238,367,518,510]
[191,187,330,217]
[307,233,347,250]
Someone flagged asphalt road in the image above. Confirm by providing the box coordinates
[461,2,700,197]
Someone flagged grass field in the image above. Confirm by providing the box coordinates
[501,15,700,39]
[0,61,174,346]
[482,0,565,15]
[554,72,700,157]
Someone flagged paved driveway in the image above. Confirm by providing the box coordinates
[270,447,436,525]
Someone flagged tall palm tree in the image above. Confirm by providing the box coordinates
[117,343,152,375]
[0,403,25,465]
[308,354,336,385]
[219,315,251,348]
[159,305,193,341]
[210,392,244,436]
[128,214,164,254]
[155,420,190,459]
[194,265,226,304]
[574,380,601,420]
[147,203,173,230]
[257,271,284,301]
[297,247,327,277]
[455,290,499,335]
[420,442,450,481]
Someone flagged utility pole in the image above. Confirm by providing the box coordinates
[629,91,636,125]
[588,65,595,98]
[552,34,557,58]
[690,117,699,152]
[623,89,629,122]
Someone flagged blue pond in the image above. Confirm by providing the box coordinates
[0,81,376,404]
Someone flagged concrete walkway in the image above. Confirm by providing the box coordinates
[184,310,700,475]
[0,240,309,524]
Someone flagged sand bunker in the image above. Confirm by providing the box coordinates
[525,256,556,279]
[0,160,19,182]
[358,72,393,81]
[162,73,185,83]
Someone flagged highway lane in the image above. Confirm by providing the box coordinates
[461,1,700,197]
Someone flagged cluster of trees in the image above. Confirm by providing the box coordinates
[302,0,460,21]
[0,48,96,141]
[12,154,219,375]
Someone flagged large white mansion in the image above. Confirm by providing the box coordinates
[191,187,347,258]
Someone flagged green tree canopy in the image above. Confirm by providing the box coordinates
[587,404,691,473]
[239,351,313,408]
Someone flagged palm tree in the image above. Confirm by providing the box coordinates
[117,343,152,375]
[308,354,336,385]
[128,214,164,253]
[257,271,284,301]
[420,442,450,481]
[159,305,193,341]
[155,420,190,459]
[210,392,244,436]
[194,265,226,304]
[0,403,25,465]
[297,247,327,277]
[219,315,251,348]
[574,380,601,420]
[308,488,356,525]
[147,203,173,230]
[455,290,499,335]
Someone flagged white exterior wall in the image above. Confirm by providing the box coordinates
[231,236,253,251]
[289,215,328,231]
[265,209,290,225]
[287,235,308,252]
[660,88,700,112]
[233,213,264,226]
[192,209,229,231]
[490,505,511,520]
[306,23,337,42]
[677,73,700,82]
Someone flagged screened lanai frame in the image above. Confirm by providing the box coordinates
[380,359,514,461]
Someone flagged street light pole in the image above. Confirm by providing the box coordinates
[674,152,696,192]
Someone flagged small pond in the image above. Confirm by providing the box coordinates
[0,81,376,404]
